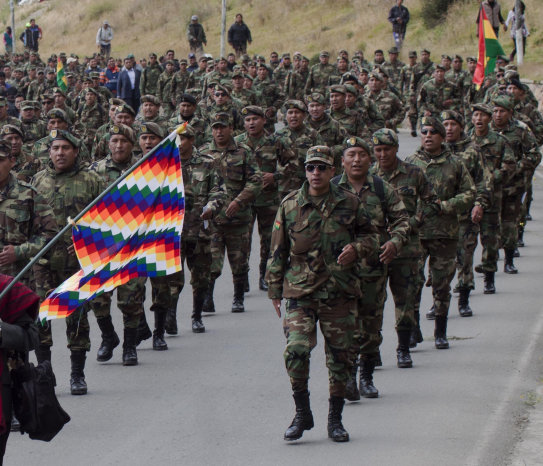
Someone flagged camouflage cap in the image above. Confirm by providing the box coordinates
[179,58,188,65]
[0,140,12,158]
[504,64,518,71]
[139,121,165,139]
[115,103,136,117]
[344,84,358,96]
[36,68,45,75]
[306,92,326,105]
[440,110,464,126]
[179,124,196,139]
[492,94,514,110]
[388,47,399,54]
[408,51,417,58]
[344,136,370,154]
[53,87,66,97]
[372,128,399,147]
[507,77,524,90]
[214,84,231,96]
[210,112,233,127]
[421,116,446,138]
[306,145,334,166]
[435,64,446,71]
[319,51,330,57]
[466,57,477,63]
[441,54,452,60]
[341,72,359,84]
[283,99,307,112]
[453,54,463,62]
[504,70,520,80]
[149,52,158,58]
[165,60,175,66]
[21,100,34,110]
[1,124,24,138]
[421,48,431,54]
[240,105,265,118]
[28,64,36,71]
[49,129,81,148]
[232,70,244,79]
[109,97,124,106]
[471,103,493,116]
[282,53,290,59]
[141,94,160,105]
[496,54,510,63]
[369,72,384,82]
[89,71,100,79]
[329,84,347,95]
[110,123,136,144]
[86,87,100,97]
[0,96,7,107]
[178,93,197,105]
[47,108,68,122]
[33,101,42,110]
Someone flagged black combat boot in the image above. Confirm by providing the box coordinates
[96,315,120,362]
[327,396,349,442]
[484,272,496,294]
[434,316,449,349]
[244,271,250,293]
[165,306,178,335]
[396,330,413,368]
[202,279,216,313]
[474,263,484,274]
[153,312,168,350]
[259,262,269,291]
[359,359,378,398]
[426,304,436,320]
[231,275,245,313]
[517,229,525,247]
[504,249,518,274]
[344,361,360,401]
[35,345,51,364]
[135,312,152,346]
[458,288,473,317]
[284,390,314,441]
[10,416,20,432]
[191,288,206,333]
[410,119,417,137]
[122,328,138,365]
[70,350,87,395]
[410,311,423,348]
[513,247,520,258]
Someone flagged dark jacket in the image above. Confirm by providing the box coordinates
[117,67,141,111]
[228,22,252,46]
[388,5,410,33]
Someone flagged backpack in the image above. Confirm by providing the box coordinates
[11,359,71,442]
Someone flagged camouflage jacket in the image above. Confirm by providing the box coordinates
[335,173,409,276]
[235,131,279,207]
[399,63,416,98]
[0,117,23,133]
[20,118,48,145]
[252,78,285,111]
[273,65,294,89]
[445,69,471,104]
[329,107,365,139]
[372,158,440,258]
[230,88,258,108]
[189,68,208,89]
[382,60,405,89]
[285,69,309,101]
[406,146,475,240]
[274,124,323,198]
[304,63,338,95]
[409,61,435,100]
[88,153,140,187]
[74,103,107,150]
[266,181,379,299]
[306,114,347,171]
[139,63,163,96]
[514,100,543,146]
[157,70,175,104]
[179,147,226,241]
[26,79,47,101]
[418,78,461,118]
[31,134,92,169]
[368,90,405,129]
[167,114,209,149]
[172,71,194,106]
[202,70,232,94]
[354,94,385,135]
[199,138,261,225]
[12,149,41,184]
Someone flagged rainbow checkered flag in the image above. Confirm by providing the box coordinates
[56,57,67,92]
[39,127,186,321]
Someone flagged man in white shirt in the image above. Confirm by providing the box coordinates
[96,20,114,59]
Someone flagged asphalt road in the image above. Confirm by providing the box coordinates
[7,131,543,466]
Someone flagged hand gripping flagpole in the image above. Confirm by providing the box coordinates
[0,122,188,302]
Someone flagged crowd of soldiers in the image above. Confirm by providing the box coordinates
[0,43,541,442]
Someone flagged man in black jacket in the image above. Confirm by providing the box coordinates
[388,0,410,50]
[228,14,252,58]
[187,15,207,58]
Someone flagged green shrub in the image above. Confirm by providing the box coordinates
[421,0,459,28]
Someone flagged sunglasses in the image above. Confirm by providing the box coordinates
[214,92,228,97]
[306,164,329,173]
[421,128,439,135]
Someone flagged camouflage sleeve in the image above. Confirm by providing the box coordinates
[383,182,410,254]
[498,137,516,185]
[275,138,298,194]
[351,201,380,263]
[520,128,542,172]
[205,159,227,214]
[271,85,286,111]
[390,95,406,128]
[232,150,262,208]
[417,85,427,116]
[468,148,492,210]
[415,169,440,230]
[368,101,385,133]
[303,69,313,96]
[266,203,288,299]
[440,161,476,215]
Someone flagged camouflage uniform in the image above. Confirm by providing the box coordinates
[157,70,176,118]
[20,117,47,151]
[382,60,405,89]
[409,60,435,125]
[285,68,309,101]
[417,78,461,121]
[230,88,258,108]
[266,180,379,397]
[400,62,417,130]
[329,107,366,140]
[354,94,386,135]
[306,114,347,171]
[304,63,338,95]
[368,89,405,130]
[445,69,471,109]
[171,70,193,106]
[139,62,163,97]
[74,102,107,151]
[252,77,285,130]
[273,64,294,90]
[167,114,209,148]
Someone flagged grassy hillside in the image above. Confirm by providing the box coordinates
[2,0,542,78]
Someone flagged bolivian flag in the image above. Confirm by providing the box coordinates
[56,57,68,92]
[473,7,505,87]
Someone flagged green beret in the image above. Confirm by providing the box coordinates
[421,48,431,54]
[178,93,197,105]
[232,70,244,79]
[179,59,188,65]
[306,92,326,105]
[49,129,81,148]
[53,87,66,97]
[115,103,136,117]
[329,84,347,95]
[109,97,124,106]
[0,140,12,157]
[306,145,334,166]
[440,110,464,127]
[240,106,265,118]
[21,101,34,110]
[344,84,358,96]
[110,123,136,144]
[47,108,68,122]
[179,124,196,138]
[388,47,399,54]
[408,51,417,58]
[492,95,514,110]
[139,121,165,139]
[283,99,307,112]
[453,55,463,62]
[1,124,23,138]
[471,103,493,116]
[141,94,160,105]
[421,116,446,138]
[86,87,100,98]
[210,112,233,127]
[344,136,370,154]
[0,97,7,107]
[372,128,398,147]
[214,84,231,96]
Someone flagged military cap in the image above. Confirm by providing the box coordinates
[28,64,36,71]
[435,64,446,71]
[344,84,358,96]
[243,74,254,82]
[0,96,7,107]
[198,56,209,63]
[421,116,446,138]
[46,68,55,74]
[29,51,37,56]
[492,95,514,110]
[372,128,399,146]
[49,129,80,148]
[359,67,370,74]
[283,100,307,112]
[421,48,431,54]
[59,52,67,58]
[453,55,463,62]
[376,67,389,78]
[232,70,244,79]
[241,54,251,61]
[319,51,330,57]
[36,68,44,75]
[496,55,510,63]
[301,56,309,61]
[89,71,100,79]
[53,87,66,97]
[282,53,290,59]
[47,108,68,122]
[0,140,12,158]
[408,51,418,58]
[466,57,477,63]
[441,54,452,61]
[126,53,135,60]
[141,94,160,105]
[471,103,493,116]
[86,87,100,97]
[81,76,92,83]
[305,145,334,166]
[177,124,195,139]
[240,106,265,118]
[115,103,136,117]
[109,97,124,106]
[179,58,188,65]
[344,136,370,154]
[65,72,75,79]
[42,92,55,102]
[165,60,175,66]
[369,72,384,82]
[374,49,384,55]
[110,123,136,144]
[210,112,233,127]
[504,69,520,80]
[440,110,464,127]
[178,93,197,105]
[139,121,165,139]
[329,84,347,95]
[149,52,158,58]
[306,92,326,105]
[1,124,23,138]
[257,63,270,71]
[507,78,524,90]
[504,64,518,71]
[214,84,231,96]
[388,47,399,54]
[21,100,34,110]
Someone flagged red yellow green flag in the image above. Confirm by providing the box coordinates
[473,7,505,87]
[56,57,67,92]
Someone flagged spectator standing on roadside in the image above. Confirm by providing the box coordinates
[3,27,12,55]
[187,15,207,58]
[505,1,529,61]
[477,0,507,38]
[388,0,410,51]
[96,20,114,60]
[228,13,252,58]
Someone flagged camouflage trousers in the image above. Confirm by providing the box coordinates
[387,258,419,331]
[150,238,212,312]
[407,103,418,130]
[501,192,522,250]
[284,296,356,398]
[456,219,480,290]
[250,204,279,267]
[210,223,251,280]
[415,239,457,318]
[89,277,146,329]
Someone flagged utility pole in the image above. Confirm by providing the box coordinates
[10,0,15,54]
[515,0,523,65]
[220,0,226,58]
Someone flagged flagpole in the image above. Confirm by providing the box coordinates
[0,123,187,302]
